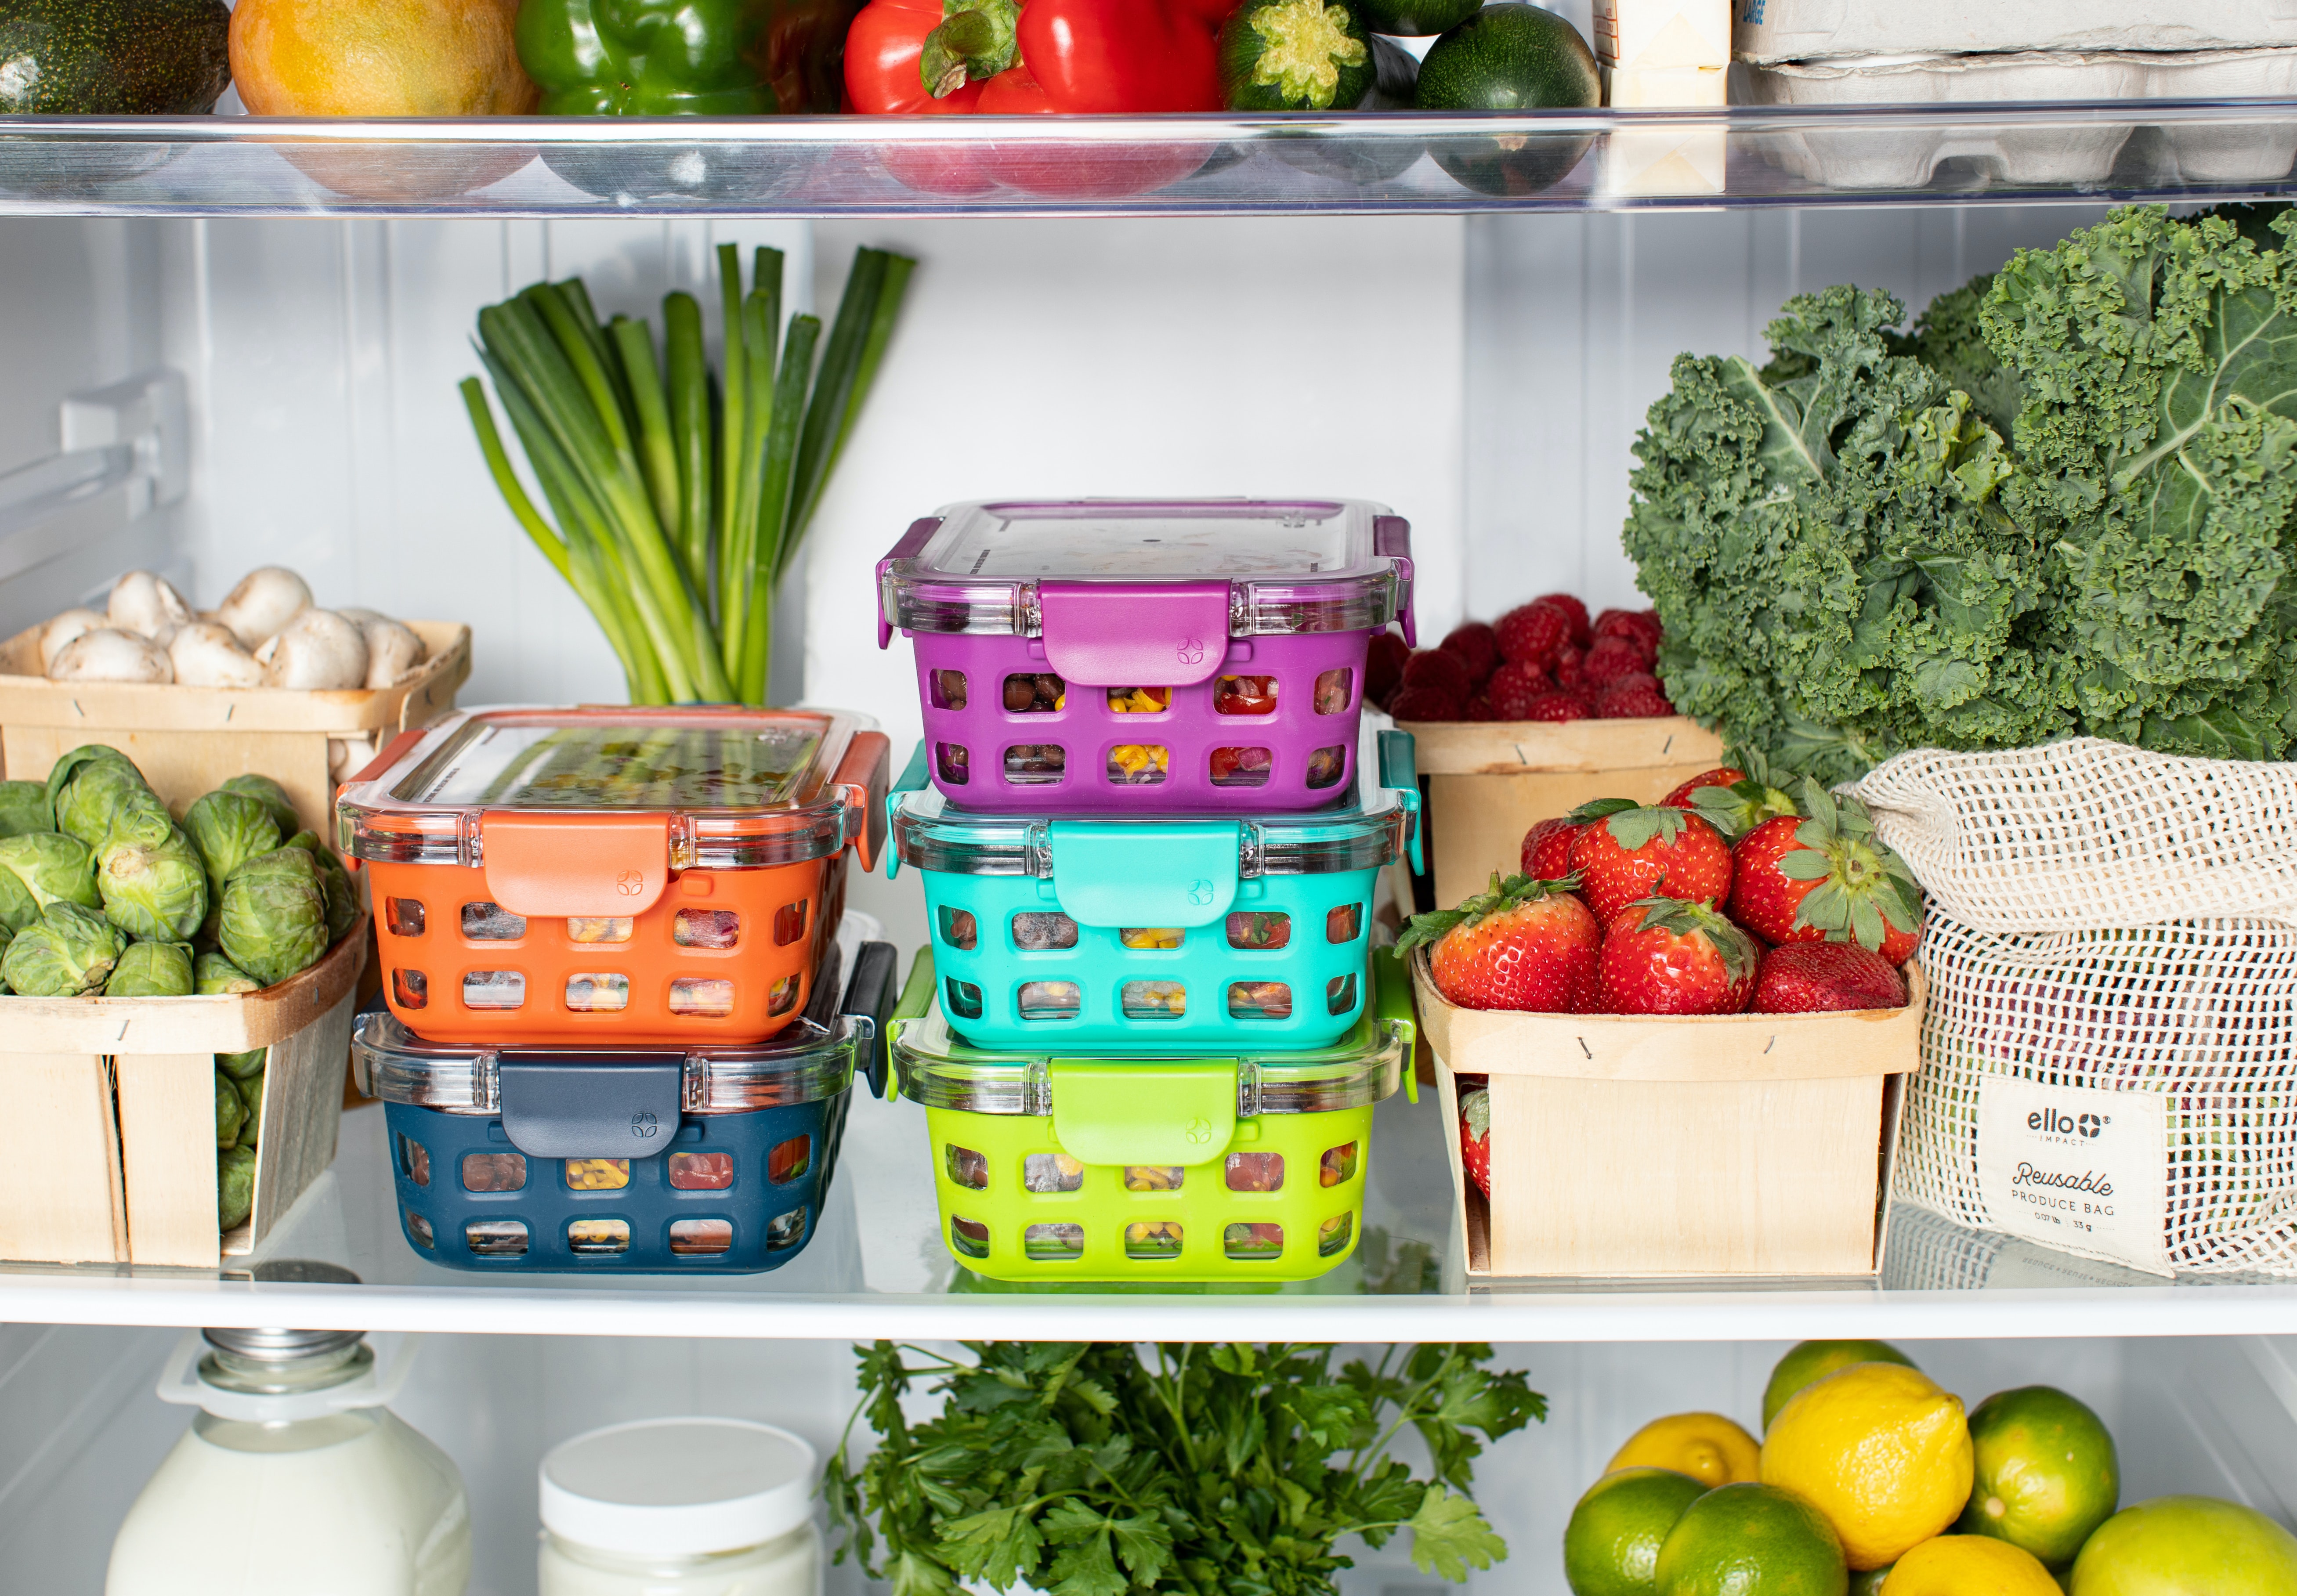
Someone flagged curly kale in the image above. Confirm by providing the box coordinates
[1624,206,2297,780]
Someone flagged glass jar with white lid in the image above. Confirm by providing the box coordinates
[538,1418,821,1596]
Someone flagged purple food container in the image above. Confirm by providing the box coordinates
[877,499,1415,815]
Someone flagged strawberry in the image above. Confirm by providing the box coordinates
[1400,647,1473,702]
[1487,660,1553,719]
[1397,872,1602,1013]
[1520,816,1584,879]
[1752,941,1907,1014]
[1495,601,1571,670]
[1674,746,1800,840]
[1440,621,1501,684]
[1597,897,1759,1016]
[1520,690,1587,722]
[1459,1083,1492,1197]
[1386,685,1463,722]
[1583,635,1651,689]
[1566,799,1733,924]
[1595,674,1674,719]
[1532,592,1592,646]
[1661,767,1747,809]
[1729,778,1923,964]
[1366,631,1412,704]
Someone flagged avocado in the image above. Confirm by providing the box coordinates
[0,0,232,114]
[1416,3,1599,196]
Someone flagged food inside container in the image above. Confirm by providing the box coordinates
[339,705,888,1047]
[878,498,1415,814]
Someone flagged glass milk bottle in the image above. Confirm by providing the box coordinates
[107,1326,470,1596]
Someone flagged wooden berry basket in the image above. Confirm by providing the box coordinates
[1409,945,1921,1278]
[0,619,470,837]
[1390,715,1725,911]
[3,921,365,1270]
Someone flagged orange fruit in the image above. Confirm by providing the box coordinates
[229,0,536,116]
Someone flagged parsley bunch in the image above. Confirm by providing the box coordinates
[824,1340,1543,1596]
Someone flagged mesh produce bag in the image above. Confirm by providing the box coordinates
[1852,739,2297,934]
[1896,910,2297,1276]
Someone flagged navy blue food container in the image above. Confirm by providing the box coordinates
[354,924,897,1275]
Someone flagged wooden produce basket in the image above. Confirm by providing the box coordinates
[0,620,470,837]
[1396,716,1724,910]
[4,922,365,1270]
[1411,947,1920,1278]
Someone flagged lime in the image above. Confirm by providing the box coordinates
[1761,1362,1972,1571]
[1959,1387,2119,1567]
[1765,1341,1918,1431]
[1566,1468,1710,1596]
[1609,1412,1762,1488]
[1885,1534,2060,1594]
[2070,1496,2297,1595]
[1655,1481,1848,1596]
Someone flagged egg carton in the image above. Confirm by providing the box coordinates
[1740,49,2297,191]
[1734,0,2297,65]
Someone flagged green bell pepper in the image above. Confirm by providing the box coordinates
[517,0,780,115]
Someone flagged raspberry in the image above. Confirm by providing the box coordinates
[1582,634,1650,688]
[1439,621,1501,685]
[1520,691,1586,722]
[1487,660,1553,719]
[1463,694,1500,722]
[1365,631,1412,704]
[1594,607,1664,661]
[1400,647,1473,702]
[1551,641,1585,692]
[1595,673,1674,718]
[1494,601,1571,670]
[1532,592,1592,646]
[1386,685,1463,722]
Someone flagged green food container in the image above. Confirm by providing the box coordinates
[891,945,1415,1283]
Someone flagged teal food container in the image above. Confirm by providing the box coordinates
[888,729,1419,1054]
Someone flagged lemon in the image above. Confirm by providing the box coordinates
[1883,1535,2061,1595]
[1760,1362,1973,1570]
[1960,1386,2120,1567]
[1765,1342,1918,1432]
[1655,1481,1848,1596]
[1566,1468,1711,1596]
[1610,1412,1763,1488]
[2070,1496,2297,1595]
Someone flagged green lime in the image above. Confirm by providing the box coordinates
[1849,1568,1892,1595]
[1960,1386,2120,1567]
[2070,1496,2297,1595]
[1567,1468,1710,1596]
[1656,1481,1849,1596]
[1762,1340,1918,1431]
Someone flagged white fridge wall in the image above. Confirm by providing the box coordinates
[5,1330,2295,1596]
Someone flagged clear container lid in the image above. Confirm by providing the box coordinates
[876,498,1417,646]
[352,924,890,1115]
[336,707,889,891]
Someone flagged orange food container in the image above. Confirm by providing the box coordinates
[336,707,889,1047]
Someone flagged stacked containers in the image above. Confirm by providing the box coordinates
[336,706,893,1272]
[877,498,1423,1281]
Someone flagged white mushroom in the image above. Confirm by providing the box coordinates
[106,571,193,644]
[257,607,368,690]
[168,621,267,689]
[49,628,174,683]
[215,566,312,650]
[336,610,426,689]
[38,608,107,673]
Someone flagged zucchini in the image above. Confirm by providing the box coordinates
[1219,0,1378,112]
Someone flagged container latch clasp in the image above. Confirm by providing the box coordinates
[495,1055,685,1159]
[1049,1060,1239,1167]
[1037,580,1230,687]
[478,810,670,918]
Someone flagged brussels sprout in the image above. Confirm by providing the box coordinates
[215,1067,246,1149]
[221,774,300,841]
[218,1144,256,1232]
[2,902,128,995]
[98,826,209,942]
[184,791,282,904]
[106,939,194,997]
[217,847,328,987]
[0,832,98,930]
[0,921,12,992]
[217,1046,267,1080]
[194,952,260,996]
[101,781,177,853]
[235,1071,264,1150]
[0,780,52,838]
[285,830,358,944]
[48,748,149,847]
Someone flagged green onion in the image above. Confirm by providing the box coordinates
[464,245,915,706]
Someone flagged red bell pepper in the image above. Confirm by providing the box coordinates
[845,0,1226,115]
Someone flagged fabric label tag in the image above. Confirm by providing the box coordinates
[1976,1076,2170,1277]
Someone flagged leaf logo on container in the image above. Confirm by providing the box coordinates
[617,870,646,897]
[1184,1118,1214,1146]
[1188,879,1217,906]
[631,1111,660,1141]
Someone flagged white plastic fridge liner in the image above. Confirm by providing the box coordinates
[1734,0,2297,66]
